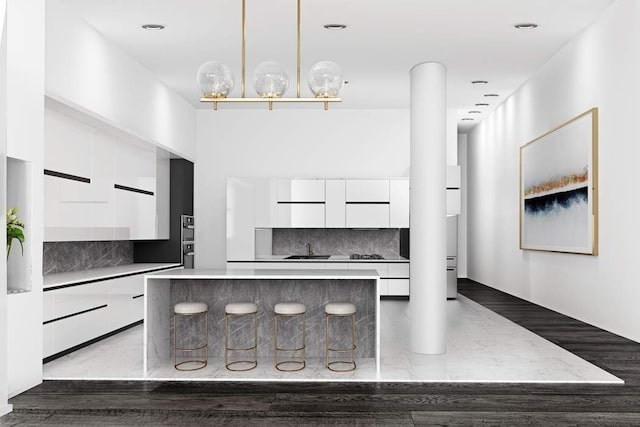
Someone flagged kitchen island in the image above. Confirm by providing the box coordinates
[144,268,380,377]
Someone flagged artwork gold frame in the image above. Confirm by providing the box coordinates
[519,108,598,255]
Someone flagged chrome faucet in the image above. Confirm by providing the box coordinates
[306,243,313,256]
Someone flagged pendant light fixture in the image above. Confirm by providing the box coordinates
[197,0,343,111]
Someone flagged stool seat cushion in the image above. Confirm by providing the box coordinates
[225,302,258,315]
[274,302,306,315]
[325,302,356,315]
[174,302,208,314]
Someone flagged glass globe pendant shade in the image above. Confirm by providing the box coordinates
[253,61,289,98]
[307,61,344,98]
[196,61,234,98]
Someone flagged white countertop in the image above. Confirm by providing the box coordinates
[44,263,183,289]
[241,255,409,263]
[146,268,380,280]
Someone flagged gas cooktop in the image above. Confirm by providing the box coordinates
[349,254,384,260]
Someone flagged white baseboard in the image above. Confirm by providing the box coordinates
[0,403,13,417]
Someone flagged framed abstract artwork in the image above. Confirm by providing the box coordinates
[520,108,598,255]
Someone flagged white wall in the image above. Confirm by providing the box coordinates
[45,0,196,161]
[466,0,640,342]
[0,0,12,416]
[5,0,45,397]
[195,109,411,268]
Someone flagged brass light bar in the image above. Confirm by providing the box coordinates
[201,0,341,111]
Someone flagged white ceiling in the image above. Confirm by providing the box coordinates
[59,0,614,131]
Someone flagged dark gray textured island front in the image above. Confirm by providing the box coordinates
[144,268,381,375]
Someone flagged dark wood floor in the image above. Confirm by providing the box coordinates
[3,279,640,426]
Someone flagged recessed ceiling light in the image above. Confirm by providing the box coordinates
[484,93,499,97]
[142,24,165,30]
[461,118,474,121]
[475,103,489,106]
[514,23,538,29]
[344,81,349,85]
[324,24,347,30]
[471,80,488,85]
[468,111,482,114]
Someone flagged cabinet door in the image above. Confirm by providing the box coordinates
[276,203,325,228]
[254,179,277,228]
[107,275,144,331]
[44,109,92,178]
[389,179,409,228]
[52,282,108,320]
[325,180,346,228]
[277,179,325,202]
[90,131,116,240]
[387,263,410,278]
[52,306,109,355]
[115,186,156,240]
[345,180,389,202]
[226,262,255,270]
[387,279,410,296]
[345,204,389,228]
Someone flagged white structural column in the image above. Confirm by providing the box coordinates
[409,62,447,354]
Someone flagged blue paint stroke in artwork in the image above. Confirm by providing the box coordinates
[524,186,588,215]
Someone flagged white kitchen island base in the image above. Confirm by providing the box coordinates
[144,269,381,377]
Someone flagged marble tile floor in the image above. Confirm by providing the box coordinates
[43,296,623,384]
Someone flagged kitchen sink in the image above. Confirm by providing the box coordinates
[284,255,331,260]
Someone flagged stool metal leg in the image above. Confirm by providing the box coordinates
[325,313,357,372]
[173,311,208,371]
[225,311,258,371]
[274,312,306,372]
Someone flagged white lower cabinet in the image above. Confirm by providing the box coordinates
[107,275,144,331]
[227,262,255,269]
[226,260,410,297]
[43,274,145,359]
[385,263,410,296]
[387,279,410,296]
[52,307,109,356]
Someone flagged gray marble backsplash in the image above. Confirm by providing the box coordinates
[43,241,134,275]
[272,228,400,257]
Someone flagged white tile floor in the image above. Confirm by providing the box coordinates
[43,296,623,383]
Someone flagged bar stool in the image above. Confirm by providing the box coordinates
[225,302,258,371]
[325,302,357,372]
[173,302,208,371]
[274,302,306,372]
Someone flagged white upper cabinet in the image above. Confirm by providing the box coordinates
[389,179,409,228]
[44,109,92,178]
[276,203,325,228]
[114,139,157,240]
[345,180,390,202]
[345,204,390,228]
[254,179,277,228]
[345,180,390,228]
[44,107,167,241]
[325,180,346,228]
[277,179,325,202]
[276,179,325,227]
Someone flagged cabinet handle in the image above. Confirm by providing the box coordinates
[447,268,455,271]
